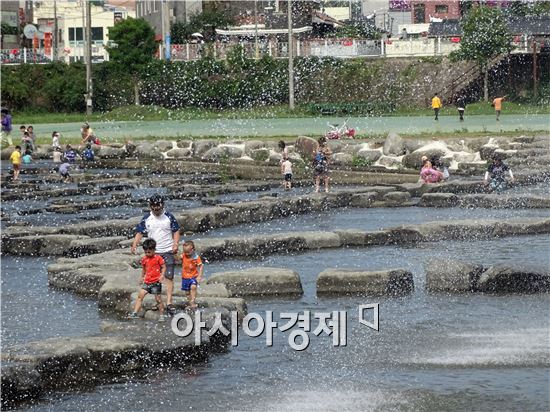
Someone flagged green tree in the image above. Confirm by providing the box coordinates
[171,10,232,43]
[451,6,511,101]
[106,17,156,105]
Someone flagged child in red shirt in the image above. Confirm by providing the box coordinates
[128,238,166,321]
[181,240,203,310]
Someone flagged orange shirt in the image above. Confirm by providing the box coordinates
[493,98,504,111]
[182,252,203,279]
[141,255,164,284]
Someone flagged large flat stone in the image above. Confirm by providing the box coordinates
[425,258,483,292]
[476,265,550,294]
[317,268,414,296]
[207,267,303,298]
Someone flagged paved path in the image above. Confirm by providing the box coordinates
[33,114,550,142]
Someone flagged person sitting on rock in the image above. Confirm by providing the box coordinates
[181,240,203,311]
[58,162,71,183]
[128,238,166,321]
[484,154,514,193]
[430,155,450,180]
[420,156,443,184]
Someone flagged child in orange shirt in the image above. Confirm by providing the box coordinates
[181,240,203,310]
[128,238,166,321]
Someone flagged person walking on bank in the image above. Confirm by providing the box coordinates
[131,195,180,315]
[1,108,13,146]
[431,93,442,121]
[456,95,466,122]
[492,95,506,121]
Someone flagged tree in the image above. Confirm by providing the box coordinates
[106,17,157,105]
[451,6,511,101]
[171,10,232,43]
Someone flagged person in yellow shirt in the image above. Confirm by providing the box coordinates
[431,93,442,121]
[9,145,21,181]
[492,95,506,121]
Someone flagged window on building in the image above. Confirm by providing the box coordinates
[91,27,104,42]
[435,5,448,13]
[68,27,83,42]
[414,4,425,24]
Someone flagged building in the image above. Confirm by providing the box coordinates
[32,0,134,63]
[410,0,460,24]
[1,0,34,48]
[135,0,202,38]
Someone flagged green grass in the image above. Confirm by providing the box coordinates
[13,101,549,124]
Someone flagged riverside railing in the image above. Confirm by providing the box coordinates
[2,37,539,65]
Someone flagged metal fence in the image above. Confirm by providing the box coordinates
[1,48,53,64]
[2,38,540,65]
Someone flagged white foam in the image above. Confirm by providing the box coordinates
[410,329,550,367]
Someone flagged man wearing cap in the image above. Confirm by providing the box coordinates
[131,195,180,313]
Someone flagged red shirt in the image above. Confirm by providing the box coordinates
[141,255,165,284]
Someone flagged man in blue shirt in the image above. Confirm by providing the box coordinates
[131,195,181,313]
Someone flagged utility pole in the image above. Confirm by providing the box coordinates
[163,0,170,60]
[85,0,93,115]
[288,0,294,110]
[53,0,58,61]
[160,0,165,59]
[532,40,538,98]
[254,0,259,59]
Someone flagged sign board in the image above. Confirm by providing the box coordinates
[44,32,52,55]
[23,24,38,39]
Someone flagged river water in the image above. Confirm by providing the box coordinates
[4,232,548,411]
[2,187,549,410]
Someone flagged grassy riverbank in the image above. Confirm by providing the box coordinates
[13,102,550,125]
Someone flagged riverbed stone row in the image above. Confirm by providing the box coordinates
[425,258,550,293]
[2,134,547,177]
[0,310,233,409]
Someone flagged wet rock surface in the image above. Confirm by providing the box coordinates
[317,268,414,296]
[207,267,303,298]
[426,259,550,294]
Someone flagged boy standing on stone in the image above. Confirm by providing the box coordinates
[128,238,167,321]
[281,157,293,190]
[9,145,21,180]
[181,240,203,311]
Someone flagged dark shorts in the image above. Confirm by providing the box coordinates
[314,167,329,177]
[142,282,162,295]
[13,164,20,171]
[159,252,175,280]
[284,173,292,182]
[181,278,198,291]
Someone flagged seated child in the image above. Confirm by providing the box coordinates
[22,150,32,164]
[128,238,166,321]
[420,156,443,184]
[59,162,71,183]
[181,240,203,310]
